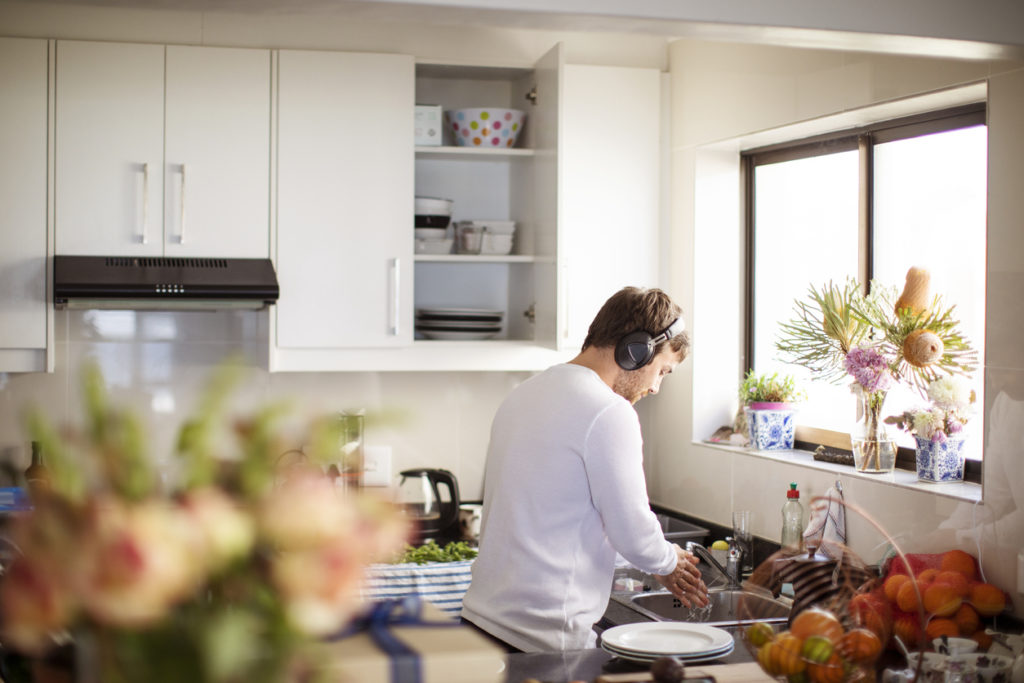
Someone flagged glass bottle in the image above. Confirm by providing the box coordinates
[24,441,51,499]
[781,482,805,551]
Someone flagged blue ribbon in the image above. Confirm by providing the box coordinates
[327,596,460,683]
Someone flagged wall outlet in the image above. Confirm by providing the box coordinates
[362,445,392,487]
[1018,551,1024,595]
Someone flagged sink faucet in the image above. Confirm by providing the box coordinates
[685,541,743,590]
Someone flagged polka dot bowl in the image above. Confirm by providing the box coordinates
[446,108,526,148]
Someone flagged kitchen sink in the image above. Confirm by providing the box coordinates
[612,588,791,626]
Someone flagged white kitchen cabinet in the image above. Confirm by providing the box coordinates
[269,45,662,371]
[412,52,663,356]
[55,41,270,258]
[412,46,561,350]
[557,64,663,350]
[0,38,50,372]
[273,49,415,353]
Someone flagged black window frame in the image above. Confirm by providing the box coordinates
[741,103,986,483]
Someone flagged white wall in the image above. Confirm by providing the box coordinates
[654,38,1024,617]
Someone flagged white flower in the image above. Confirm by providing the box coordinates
[913,408,946,440]
[927,376,973,411]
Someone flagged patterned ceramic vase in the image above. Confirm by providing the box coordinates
[915,435,966,483]
[744,402,796,450]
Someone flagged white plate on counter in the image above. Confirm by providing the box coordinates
[600,621,734,657]
[600,640,734,665]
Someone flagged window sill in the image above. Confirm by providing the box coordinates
[694,440,981,503]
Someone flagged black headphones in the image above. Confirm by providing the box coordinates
[614,318,686,371]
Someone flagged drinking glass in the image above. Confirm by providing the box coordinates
[732,510,753,574]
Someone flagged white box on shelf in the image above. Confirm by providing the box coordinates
[415,104,443,146]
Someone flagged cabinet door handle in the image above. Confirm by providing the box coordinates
[178,163,188,244]
[138,162,150,245]
[390,257,400,336]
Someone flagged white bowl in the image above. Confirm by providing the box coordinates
[455,219,516,235]
[414,196,454,215]
[480,233,513,255]
[957,654,1015,683]
[414,238,453,255]
[933,637,978,655]
[446,108,526,148]
[414,228,447,240]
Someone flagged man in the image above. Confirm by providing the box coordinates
[461,287,709,653]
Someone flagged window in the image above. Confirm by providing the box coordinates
[743,105,987,472]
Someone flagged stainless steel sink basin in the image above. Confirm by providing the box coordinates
[612,588,792,626]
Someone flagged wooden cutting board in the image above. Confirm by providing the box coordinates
[595,661,775,683]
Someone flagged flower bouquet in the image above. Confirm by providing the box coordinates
[0,362,410,683]
[886,376,976,482]
[775,268,978,471]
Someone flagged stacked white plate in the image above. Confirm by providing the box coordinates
[599,622,735,665]
[415,308,503,340]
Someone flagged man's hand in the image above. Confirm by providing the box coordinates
[655,544,709,608]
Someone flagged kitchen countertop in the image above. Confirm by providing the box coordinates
[504,598,755,683]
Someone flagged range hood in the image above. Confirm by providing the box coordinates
[54,256,279,311]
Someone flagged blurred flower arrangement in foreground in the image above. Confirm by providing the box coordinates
[0,362,409,683]
[886,375,977,443]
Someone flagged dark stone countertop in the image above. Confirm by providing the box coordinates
[504,598,755,683]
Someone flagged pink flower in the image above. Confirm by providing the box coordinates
[179,487,255,573]
[844,346,894,393]
[75,498,200,627]
[0,557,74,654]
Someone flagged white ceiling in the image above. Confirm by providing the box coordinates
[4,0,1023,60]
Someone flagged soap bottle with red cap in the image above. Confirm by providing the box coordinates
[781,481,805,551]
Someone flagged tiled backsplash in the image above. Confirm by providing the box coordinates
[0,309,527,501]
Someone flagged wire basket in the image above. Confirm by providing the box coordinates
[734,495,1010,683]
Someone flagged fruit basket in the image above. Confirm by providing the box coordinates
[736,497,1013,683]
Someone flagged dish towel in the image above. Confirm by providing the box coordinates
[803,482,847,560]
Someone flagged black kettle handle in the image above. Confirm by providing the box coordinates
[428,468,461,530]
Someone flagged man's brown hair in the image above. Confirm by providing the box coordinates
[581,287,690,359]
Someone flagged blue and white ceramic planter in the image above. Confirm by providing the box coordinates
[915,435,966,483]
[744,403,796,451]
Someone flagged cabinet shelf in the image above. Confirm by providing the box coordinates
[413,254,548,264]
[414,145,535,160]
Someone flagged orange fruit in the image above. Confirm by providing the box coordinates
[772,632,807,676]
[891,611,923,651]
[969,582,1007,616]
[925,617,959,640]
[953,603,980,636]
[807,652,845,683]
[847,593,891,643]
[970,629,993,651]
[837,628,883,664]
[896,579,924,614]
[791,607,845,644]
[934,570,970,597]
[917,568,940,583]
[883,574,911,604]
[940,550,978,580]
[759,641,780,676]
[923,582,963,617]
[747,621,776,647]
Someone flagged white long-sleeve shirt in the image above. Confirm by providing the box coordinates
[460,363,677,652]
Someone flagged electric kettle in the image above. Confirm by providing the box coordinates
[395,468,461,542]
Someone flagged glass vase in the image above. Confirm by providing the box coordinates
[851,390,896,473]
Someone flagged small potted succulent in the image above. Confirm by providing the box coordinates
[739,370,806,450]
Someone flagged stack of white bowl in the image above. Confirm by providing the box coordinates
[454,220,515,255]
[415,196,454,254]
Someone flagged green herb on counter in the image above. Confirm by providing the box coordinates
[396,540,478,565]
